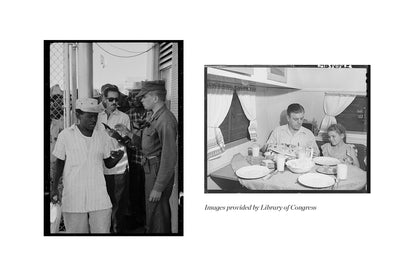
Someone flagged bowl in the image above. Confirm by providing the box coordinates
[286,158,315,174]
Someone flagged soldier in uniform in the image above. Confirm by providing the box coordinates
[115,80,177,233]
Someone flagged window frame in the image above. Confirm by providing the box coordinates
[336,95,368,134]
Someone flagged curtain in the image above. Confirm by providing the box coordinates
[207,83,234,160]
[236,86,257,141]
[320,93,356,131]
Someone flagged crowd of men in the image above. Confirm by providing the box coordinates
[50,80,178,234]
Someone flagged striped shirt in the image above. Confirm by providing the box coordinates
[97,109,130,175]
[52,125,113,213]
[266,125,320,155]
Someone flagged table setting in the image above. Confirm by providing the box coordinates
[230,145,366,191]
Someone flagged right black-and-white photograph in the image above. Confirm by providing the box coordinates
[205,65,369,193]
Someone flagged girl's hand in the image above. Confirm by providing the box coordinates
[343,149,354,164]
[343,156,353,165]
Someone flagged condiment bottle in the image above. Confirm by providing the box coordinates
[252,143,260,157]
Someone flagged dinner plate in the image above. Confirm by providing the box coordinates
[316,166,337,175]
[298,173,335,188]
[313,156,341,166]
[235,165,271,179]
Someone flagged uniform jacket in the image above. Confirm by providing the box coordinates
[138,105,178,192]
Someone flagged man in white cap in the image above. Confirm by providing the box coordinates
[96,84,131,233]
[51,98,124,233]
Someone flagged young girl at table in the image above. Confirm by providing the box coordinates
[321,124,360,167]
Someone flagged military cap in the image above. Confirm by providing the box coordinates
[138,80,166,98]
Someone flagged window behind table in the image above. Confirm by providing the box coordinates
[219,91,250,144]
[336,96,368,133]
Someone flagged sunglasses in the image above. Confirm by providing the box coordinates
[107,98,119,102]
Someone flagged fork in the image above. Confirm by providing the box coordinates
[331,178,340,190]
[264,170,278,180]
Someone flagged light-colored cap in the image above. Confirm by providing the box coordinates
[75,98,103,113]
[50,84,63,96]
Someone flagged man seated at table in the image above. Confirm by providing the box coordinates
[264,103,320,156]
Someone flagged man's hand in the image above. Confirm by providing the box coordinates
[110,149,124,161]
[114,124,131,137]
[149,190,162,202]
[50,188,61,204]
[107,128,123,140]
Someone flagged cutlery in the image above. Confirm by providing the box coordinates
[331,177,340,190]
[264,170,278,180]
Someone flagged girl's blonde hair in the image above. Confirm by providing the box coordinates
[327,123,347,142]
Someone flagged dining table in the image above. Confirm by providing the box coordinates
[209,153,367,192]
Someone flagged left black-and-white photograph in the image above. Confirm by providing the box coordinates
[45,41,183,235]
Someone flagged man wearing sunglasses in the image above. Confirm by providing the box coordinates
[97,84,131,233]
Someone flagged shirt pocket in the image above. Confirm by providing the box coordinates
[142,126,157,150]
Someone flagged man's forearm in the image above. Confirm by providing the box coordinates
[104,154,124,168]
[52,159,65,192]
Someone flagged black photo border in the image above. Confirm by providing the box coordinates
[44,40,184,236]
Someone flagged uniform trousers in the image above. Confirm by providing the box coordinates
[63,208,112,233]
[143,158,174,234]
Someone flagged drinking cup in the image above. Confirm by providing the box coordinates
[252,144,260,157]
[337,163,348,180]
[276,154,285,172]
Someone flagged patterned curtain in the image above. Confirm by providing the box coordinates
[207,83,234,160]
[320,93,356,131]
[236,86,257,141]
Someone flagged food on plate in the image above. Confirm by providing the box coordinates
[260,159,275,169]
[316,165,337,175]
[268,143,299,157]
[286,158,315,173]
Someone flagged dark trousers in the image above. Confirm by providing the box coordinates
[144,159,174,234]
[128,162,146,225]
[105,169,129,233]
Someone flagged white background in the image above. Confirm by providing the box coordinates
[1,0,413,275]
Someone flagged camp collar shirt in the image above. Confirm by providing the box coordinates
[52,125,112,213]
[97,109,131,175]
[266,124,320,155]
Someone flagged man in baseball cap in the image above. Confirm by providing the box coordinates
[51,98,124,234]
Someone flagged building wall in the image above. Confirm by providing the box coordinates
[92,42,150,93]
[288,68,367,92]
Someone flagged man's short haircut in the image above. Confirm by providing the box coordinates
[101,84,120,97]
[287,103,305,116]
